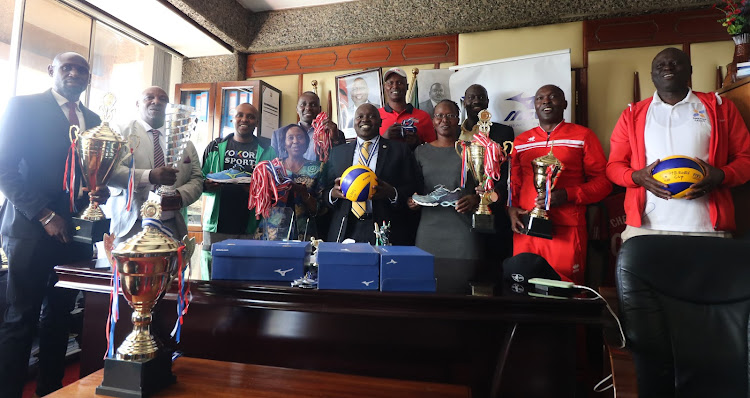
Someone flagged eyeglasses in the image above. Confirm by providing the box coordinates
[433,114,458,120]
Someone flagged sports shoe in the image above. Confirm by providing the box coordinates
[207,164,253,183]
[412,185,463,207]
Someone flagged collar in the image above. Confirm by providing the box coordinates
[652,88,697,106]
[383,102,414,114]
[537,120,566,135]
[356,135,380,147]
[138,119,165,135]
[51,89,80,109]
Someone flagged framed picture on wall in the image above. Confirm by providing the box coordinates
[335,68,384,139]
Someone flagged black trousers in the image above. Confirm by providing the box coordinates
[0,235,89,397]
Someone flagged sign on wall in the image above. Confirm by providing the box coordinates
[449,49,572,136]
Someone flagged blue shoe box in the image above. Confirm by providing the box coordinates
[211,239,310,282]
[377,246,436,292]
[317,242,379,290]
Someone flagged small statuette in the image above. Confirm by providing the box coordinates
[141,200,162,220]
[100,92,117,124]
[478,110,492,136]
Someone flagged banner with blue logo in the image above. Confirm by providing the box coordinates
[449,49,572,137]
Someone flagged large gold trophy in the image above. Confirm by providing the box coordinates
[96,201,195,397]
[70,93,126,243]
[521,147,564,239]
[455,110,513,232]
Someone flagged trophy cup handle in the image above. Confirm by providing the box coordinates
[69,125,80,143]
[181,235,197,261]
[102,233,116,267]
[454,140,464,158]
[502,140,514,156]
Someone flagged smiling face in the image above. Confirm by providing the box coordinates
[297,93,321,124]
[233,103,258,139]
[137,86,169,128]
[464,84,489,119]
[534,85,567,126]
[353,104,382,140]
[48,52,91,102]
[285,125,309,159]
[432,101,460,139]
[350,78,369,106]
[651,48,692,95]
[383,74,407,104]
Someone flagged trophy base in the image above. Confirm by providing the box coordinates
[521,214,553,240]
[96,353,176,398]
[159,193,182,212]
[72,217,110,244]
[472,213,495,233]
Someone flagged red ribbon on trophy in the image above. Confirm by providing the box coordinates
[247,158,292,219]
[472,132,505,191]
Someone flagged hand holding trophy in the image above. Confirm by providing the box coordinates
[68,93,126,243]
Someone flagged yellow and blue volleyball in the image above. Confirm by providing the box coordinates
[341,165,377,201]
[651,156,705,199]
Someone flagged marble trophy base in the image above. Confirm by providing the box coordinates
[96,353,176,398]
[521,214,553,240]
[471,213,495,233]
[72,217,110,244]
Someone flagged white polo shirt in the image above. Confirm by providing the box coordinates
[642,89,713,232]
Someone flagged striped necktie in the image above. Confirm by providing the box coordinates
[151,129,165,168]
[351,141,372,218]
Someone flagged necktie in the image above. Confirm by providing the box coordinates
[66,102,80,127]
[151,129,165,168]
[351,141,372,218]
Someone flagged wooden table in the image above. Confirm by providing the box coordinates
[56,259,605,397]
[47,357,470,397]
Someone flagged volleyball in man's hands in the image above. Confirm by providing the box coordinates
[340,165,377,201]
[651,156,706,198]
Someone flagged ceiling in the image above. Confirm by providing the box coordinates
[237,0,358,12]
[84,0,232,58]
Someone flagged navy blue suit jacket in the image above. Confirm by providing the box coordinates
[0,90,101,240]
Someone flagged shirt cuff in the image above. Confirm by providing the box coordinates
[328,189,338,205]
[138,170,153,190]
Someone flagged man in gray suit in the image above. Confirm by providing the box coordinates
[107,86,203,243]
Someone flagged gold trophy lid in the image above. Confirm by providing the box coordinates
[532,148,563,168]
[112,201,181,256]
[75,93,126,142]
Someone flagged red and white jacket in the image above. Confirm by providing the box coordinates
[510,121,611,227]
[607,92,750,231]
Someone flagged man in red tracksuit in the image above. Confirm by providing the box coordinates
[508,85,611,284]
[607,47,750,240]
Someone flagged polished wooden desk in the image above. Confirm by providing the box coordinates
[55,259,605,398]
[47,357,470,397]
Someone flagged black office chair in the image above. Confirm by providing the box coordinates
[616,235,750,398]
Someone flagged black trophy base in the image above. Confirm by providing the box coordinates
[159,194,182,212]
[72,217,110,244]
[96,354,176,398]
[521,214,553,240]
[472,213,495,233]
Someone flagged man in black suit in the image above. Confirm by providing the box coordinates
[0,52,107,397]
[324,104,417,245]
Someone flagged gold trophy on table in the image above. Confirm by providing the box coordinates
[520,147,564,239]
[455,109,513,232]
[97,200,196,398]
[70,93,126,243]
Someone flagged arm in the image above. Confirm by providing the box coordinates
[509,136,523,209]
[0,97,49,221]
[564,130,612,206]
[606,108,640,188]
[175,141,204,207]
[717,99,750,188]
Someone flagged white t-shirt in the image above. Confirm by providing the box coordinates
[642,89,712,232]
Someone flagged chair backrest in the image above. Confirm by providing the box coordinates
[616,235,750,398]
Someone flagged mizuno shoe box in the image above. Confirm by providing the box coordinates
[377,246,436,292]
[317,242,379,290]
[211,239,309,282]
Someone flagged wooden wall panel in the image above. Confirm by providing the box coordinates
[584,8,727,53]
[247,35,458,78]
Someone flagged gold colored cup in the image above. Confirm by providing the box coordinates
[528,149,564,220]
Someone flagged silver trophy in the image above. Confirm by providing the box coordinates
[157,103,196,210]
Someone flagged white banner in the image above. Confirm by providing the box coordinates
[449,49,571,136]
